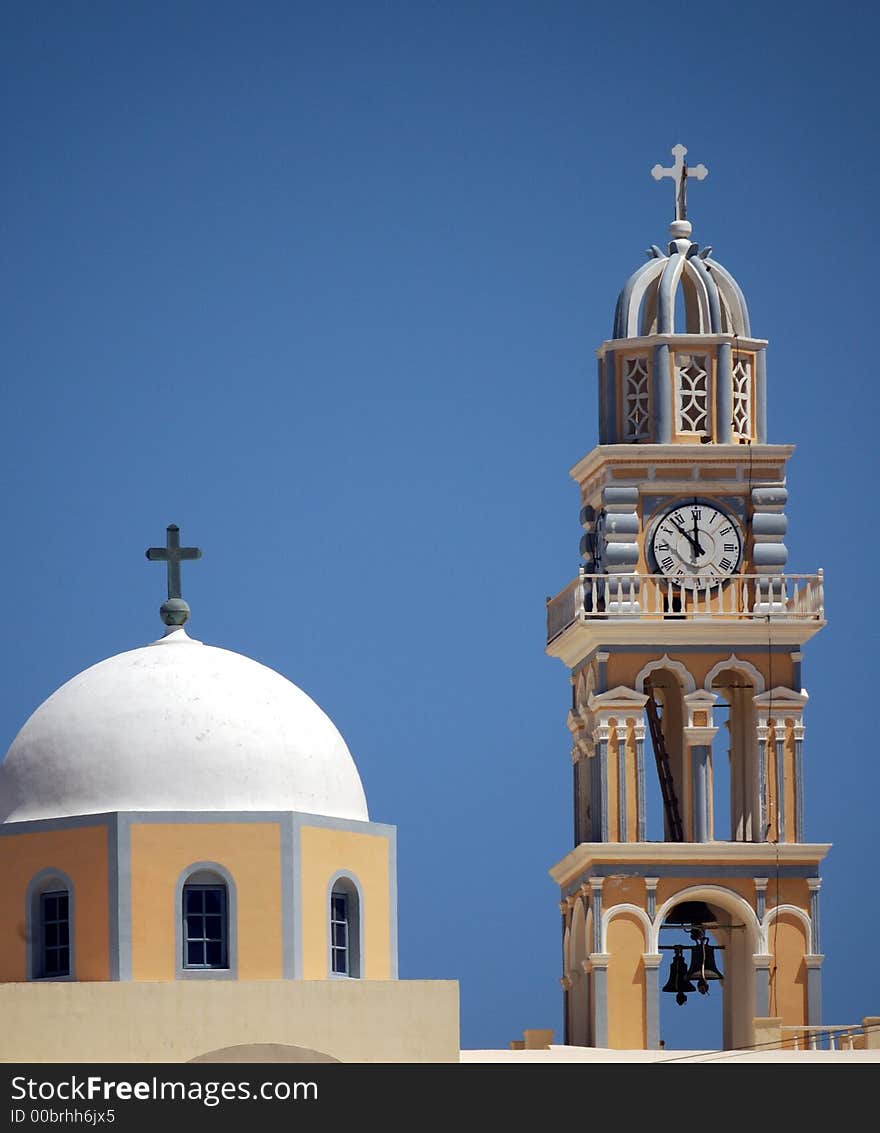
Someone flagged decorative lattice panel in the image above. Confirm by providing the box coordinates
[675,353,710,435]
[623,356,650,440]
[732,356,752,438]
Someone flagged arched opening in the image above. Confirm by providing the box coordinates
[710,667,760,842]
[657,890,757,1052]
[639,667,688,841]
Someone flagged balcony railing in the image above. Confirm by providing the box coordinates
[780,1024,866,1051]
[546,570,824,643]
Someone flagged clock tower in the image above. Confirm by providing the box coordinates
[546,146,827,1051]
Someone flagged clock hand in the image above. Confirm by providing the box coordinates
[669,518,701,560]
[691,513,706,557]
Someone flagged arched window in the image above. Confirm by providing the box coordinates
[329,875,361,978]
[177,866,236,975]
[27,869,74,980]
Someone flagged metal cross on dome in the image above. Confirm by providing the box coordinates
[651,144,708,222]
[146,524,202,600]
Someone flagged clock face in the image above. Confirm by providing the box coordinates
[649,501,743,588]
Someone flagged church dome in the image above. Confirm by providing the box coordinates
[0,628,369,824]
[612,218,752,341]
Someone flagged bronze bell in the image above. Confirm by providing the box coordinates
[662,945,696,1005]
[687,936,723,994]
[663,901,716,927]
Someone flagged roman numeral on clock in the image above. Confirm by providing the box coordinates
[661,556,674,571]
[723,543,737,553]
[719,557,733,570]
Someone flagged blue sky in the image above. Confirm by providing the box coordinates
[2,1,878,1052]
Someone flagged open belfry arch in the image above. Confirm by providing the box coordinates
[546,146,827,1051]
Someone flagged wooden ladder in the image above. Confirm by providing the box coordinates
[643,680,684,843]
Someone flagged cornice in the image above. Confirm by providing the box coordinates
[596,333,769,359]
[570,443,795,486]
[549,841,832,887]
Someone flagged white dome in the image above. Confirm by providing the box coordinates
[0,628,369,824]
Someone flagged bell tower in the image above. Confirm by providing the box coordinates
[546,146,828,1051]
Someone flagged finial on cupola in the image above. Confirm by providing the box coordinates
[651,143,708,240]
[145,524,202,629]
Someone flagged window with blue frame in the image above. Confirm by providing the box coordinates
[183,884,228,969]
[331,891,349,975]
[40,890,70,978]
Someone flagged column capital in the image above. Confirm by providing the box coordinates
[644,876,659,891]
[808,877,822,892]
[805,954,825,968]
[589,878,604,895]
[588,953,611,969]
[642,953,663,969]
[560,975,573,991]
[754,877,769,892]
[683,725,718,747]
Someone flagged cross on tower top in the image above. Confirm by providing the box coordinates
[145,524,202,628]
[651,143,708,223]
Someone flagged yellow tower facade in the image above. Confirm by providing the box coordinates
[546,147,827,1051]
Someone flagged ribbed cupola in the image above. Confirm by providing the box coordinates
[597,145,768,446]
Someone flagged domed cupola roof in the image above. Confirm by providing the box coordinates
[612,218,751,340]
[612,144,750,341]
[0,628,370,824]
[0,524,370,825]
[596,146,768,448]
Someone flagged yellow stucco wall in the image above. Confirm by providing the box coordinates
[0,979,460,1063]
[769,914,809,1026]
[656,877,755,913]
[129,822,282,981]
[603,876,644,911]
[299,824,391,980]
[0,825,109,982]
[606,913,647,1049]
[606,650,793,695]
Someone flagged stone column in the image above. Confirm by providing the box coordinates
[645,877,658,921]
[808,878,821,953]
[580,959,592,1047]
[643,954,662,1049]
[589,954,610,1048]
[652,342,671,443]
[590,880,603,954]
[617,731,627,841]
[754,878,768,922]
[716,341,733,444]
[594,724,610,842]
[806,955,824,1027]
[775,728,786,841]
[757,722,768,840]
[635,720,647,842]
[754,954,772,1018]
[683,691,718,844]
[596,652,609,695]
[755,348,767,442]
[794,722,805,842]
